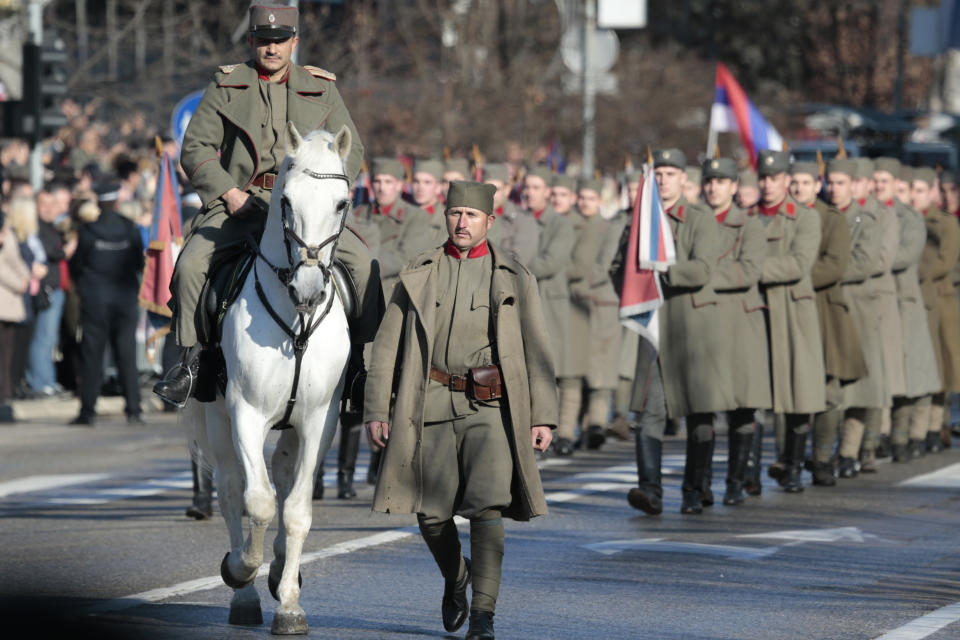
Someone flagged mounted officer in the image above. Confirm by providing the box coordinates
[154,4,370,405]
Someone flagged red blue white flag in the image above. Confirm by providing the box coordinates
[709,63,783,169]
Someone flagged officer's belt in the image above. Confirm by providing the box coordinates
[430,367,468,391]
[429,365,503,401]
[252,172,278,190]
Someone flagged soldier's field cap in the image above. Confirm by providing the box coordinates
[874,157,901,176]
[914,167,937,187]
[702,157,738,181]
[739,169,758,187]
[526,165,554,184]
[790,161,819,178]
[371,157,404,180]
[413,159,444,180]
[626,170,643,184]
[482,163,510,184]
[578,178,604,195]
[446,180,496,215]
[826,158,857,178]
[653,148,686,169]
[757,150,790,177]
[249,5,298,40]
[940,170,958,186]
[551,174,577,192]
[854,158,875,180]
[444,158,470,178]
[685,167,702,184]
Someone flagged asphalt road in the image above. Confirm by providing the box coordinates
[2,412,960,640]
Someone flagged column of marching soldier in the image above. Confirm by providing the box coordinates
[336,149,960,516]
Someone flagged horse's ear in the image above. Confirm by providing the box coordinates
[333,125,352,162]
[285,121,303,155]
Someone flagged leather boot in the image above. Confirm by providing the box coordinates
[891,443,910,462]
[941,424,953,449]
[185,460,214,519]
[337,420,361,499]
[782,425,807,493]
[876,434,892,459]
[723,430,752,506]
[153,344,202,407]
[552,437,575,457]
[466,610,495,640]
[837,456,858,479]
[743,423,764,496]
[701,433,716,507]
[367,448,382,485]
[811,461,836,486]
[681,436,712,514]
[907,438,925,459]
[926,431,943,454]
[627,434,663,515]
[337,470,355,500]
[585,424,606,450]
[859,447,878,473]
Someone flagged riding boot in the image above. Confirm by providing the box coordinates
[153,344,202,407]
[723,430,753,506]
[367,447,382,485]
[743,423,763,496]
[782,422,807,493]
[337,419,361,499]
[627,434,663,515]
[417,516,468,632]
[185,459,214,519]
[681,434,712,514]
[701,433,716,507]
[312,461,324,500]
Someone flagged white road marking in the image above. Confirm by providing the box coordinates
[898,463,960,489]
[27,472,193,506]
[873,602,960,640]
[736,526,884,544]
[0,473,112,498]
[583,538,780,560]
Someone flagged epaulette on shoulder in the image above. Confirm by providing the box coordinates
[218,64,240,74]
[304,65,336,81]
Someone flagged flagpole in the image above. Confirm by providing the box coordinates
[705,65,718,158]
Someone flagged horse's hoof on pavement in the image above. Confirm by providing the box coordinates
[221,552,256,590]
[271,610,308,635]
[228,600,263,626]
[268,570,303,602]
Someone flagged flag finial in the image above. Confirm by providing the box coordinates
[781,140,789,153]
[443,146,451,161]
[816,149,825,177]
[154,136,164,157]
[836,137,847,159]
[713,144,720,159]
[646,145,653,167]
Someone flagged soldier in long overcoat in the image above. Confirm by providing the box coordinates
[700,157,771,505]
[364,182,556,640]
[484,163,540,267]
[750,150,825,493]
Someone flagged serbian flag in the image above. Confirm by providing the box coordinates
[709,63,784,169]
[618,164,675,348]
[139,152,183,360]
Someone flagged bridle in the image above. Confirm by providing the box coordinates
[249,165,351,429]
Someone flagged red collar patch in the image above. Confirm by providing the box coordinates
[444,239,489,259]
[785,202,796,217]
[257,67,290,83]
[532,208,545,221]
[667,203,685,220]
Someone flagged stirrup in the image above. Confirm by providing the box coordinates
[156,361,197,409]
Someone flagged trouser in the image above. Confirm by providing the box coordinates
[862,408,887,453]
[893,394,933,444]
[26,287,65,392]
[615,376,633,417]
[585,387,612,427]
[929,392,947,436]
[78,296,140,417]
[11,321,35,392]
[337,414,362,478]
[0,321,16,400]
[839,407,882,459]
[633,359,667,441]
[812,377,844,464]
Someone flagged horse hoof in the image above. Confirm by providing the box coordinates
[271,610,308,635]
[228,600,263,626]
[268,570,303,602]
[221,552,256,590]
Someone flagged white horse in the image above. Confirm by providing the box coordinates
[185,122,352,635]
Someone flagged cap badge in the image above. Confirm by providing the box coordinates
[268,12,276,23]
[663,151,671,159]
[765,156,774,165]
[711,160,719,169]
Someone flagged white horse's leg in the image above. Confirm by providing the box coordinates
[220,397,274,591]
[270,398,339,635]
[268,428,299,602]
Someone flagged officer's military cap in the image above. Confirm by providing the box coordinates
[551,174,577,192]
[578,178,604,195]
[940,170,958,186]
[413,159,444,180]
[914,167,937,187]
[482,163,510,184]
[685,166,702,184]
[702,158,738,181]
[527,166,554,185]
[446,181,496,215]
[826,158,857,178]
[874,157,901,177]
[249,5,298,40]
[653,148,686,170]
[757,150,790,177]
[790,162,819,179]
[854,158,875,180]
[899,165,914,183]
[739,170,758,187]
[371,157,404,180]
[444,158,470,178]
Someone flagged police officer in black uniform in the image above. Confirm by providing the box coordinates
[69,186,144,426]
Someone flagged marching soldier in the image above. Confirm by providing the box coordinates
[443,158,470,199]
[941,170,960,446]
[736,169,760,209]
[412,159,446,216]
[484,163,539,266]
[683,166,702,203]
[153,4,372,406]
[874,158,941,462]
[790,161,865,486]
[364,181,557,640]
[896,166,914,206]
[701,157,771,505]
[750,150,825,493]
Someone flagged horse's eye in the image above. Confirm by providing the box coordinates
[337,199,349,213]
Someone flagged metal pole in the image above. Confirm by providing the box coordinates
[28,0,44,192]
[893,0,907,113]
[582,0,596,178]
[290,0,300,65]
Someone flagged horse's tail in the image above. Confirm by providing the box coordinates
[180,400,216,476]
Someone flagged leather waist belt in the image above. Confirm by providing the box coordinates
[429,365,503,401]
[252,172,278,190]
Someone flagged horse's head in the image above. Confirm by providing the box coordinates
[275,122,352,314]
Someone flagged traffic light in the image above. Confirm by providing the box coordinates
[20,40,67,144]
